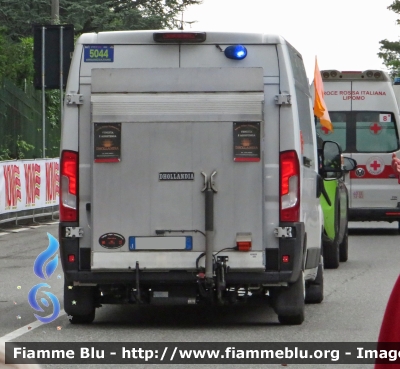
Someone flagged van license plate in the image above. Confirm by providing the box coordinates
[129,236,192,250]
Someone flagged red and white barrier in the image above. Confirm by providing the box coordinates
[0,159,59,214]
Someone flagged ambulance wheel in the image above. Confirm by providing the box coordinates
[323,238,339,269]
[69,311,95,324]
[339,226,348,262]
[272,272,305,325]
[305,258,324,304]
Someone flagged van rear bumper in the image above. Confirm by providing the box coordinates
[348,207,400,222]
[61,222,307,286]
[64,270,298,285]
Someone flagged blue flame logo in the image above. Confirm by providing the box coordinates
[28,233,60,323]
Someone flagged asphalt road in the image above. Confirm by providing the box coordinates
[0,220,399,369]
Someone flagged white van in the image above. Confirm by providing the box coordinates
[59,30,326,325]
[315,70,400,227]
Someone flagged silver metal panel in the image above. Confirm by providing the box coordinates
[92,251,265,271]
[91,121,264,263]
[91,67,264,93]
[91,93,264,122]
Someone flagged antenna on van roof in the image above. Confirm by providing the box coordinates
[175,11,196,30]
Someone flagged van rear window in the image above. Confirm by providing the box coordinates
[316,111,399,153]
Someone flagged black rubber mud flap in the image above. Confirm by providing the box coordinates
[271,272,305,325]
[64,281,97,319]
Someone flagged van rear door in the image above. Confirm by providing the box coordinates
[89,67,266,272]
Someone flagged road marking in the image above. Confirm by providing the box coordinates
[0,222,59,237]
[0,310,66,342]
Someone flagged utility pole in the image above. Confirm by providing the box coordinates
[51,0,59,25]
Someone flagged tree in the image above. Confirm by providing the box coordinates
[379,1,400,76]
[0,0,202,40]
[0,30,34,88]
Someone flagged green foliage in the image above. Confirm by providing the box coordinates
[0,0,202,160]
[379,1,400,76]
[0,31,34,89]
[0,135,35,160]
[0,0,202,39]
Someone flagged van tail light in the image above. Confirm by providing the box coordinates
[60,150,78,222]
[153,32,206,43]
[236,233,252,251]
[280,150,300,222]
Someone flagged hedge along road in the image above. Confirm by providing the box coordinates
[0,221,398,369]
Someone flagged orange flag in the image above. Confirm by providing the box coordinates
[314,57,333,132]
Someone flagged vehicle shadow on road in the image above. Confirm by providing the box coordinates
[88,303,282,327]
[349,228,399,236]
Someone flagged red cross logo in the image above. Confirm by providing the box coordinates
[370,123,382,135]
[370,160,381,171]
[321,126,331,134]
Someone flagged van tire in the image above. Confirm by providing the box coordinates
[64,282,97,324]
[305,258,324,304]
[272,272,305,325]
[339,226,348,262]
[69,311,95,324]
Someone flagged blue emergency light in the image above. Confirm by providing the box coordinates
[224,45,247,60]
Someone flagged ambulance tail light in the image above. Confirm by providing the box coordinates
[60,150,78,222]
[280,151,300,222]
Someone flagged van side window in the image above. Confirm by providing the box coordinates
[286,42,314,166]
[317,111,399,153]
[355,112,398,152]
[316,112,347,151]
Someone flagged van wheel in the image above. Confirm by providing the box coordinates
[69,311,95,324]
[339,226,348,262]
[271,272,305,325]
[64,282,97,324]
[305,258,324,304]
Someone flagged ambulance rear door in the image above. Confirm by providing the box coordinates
[348,80,400,210]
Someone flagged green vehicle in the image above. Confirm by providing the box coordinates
[318,139,357,269]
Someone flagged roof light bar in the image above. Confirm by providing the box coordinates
[321,70,388,81]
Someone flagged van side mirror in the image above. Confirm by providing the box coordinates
[343,157,357,172]
[321,141,343,179]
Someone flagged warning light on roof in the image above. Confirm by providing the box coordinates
[224,45,247,60]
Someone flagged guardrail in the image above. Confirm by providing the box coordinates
[0,206,59,226]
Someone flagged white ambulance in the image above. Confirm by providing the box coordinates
[59,30,331,325]
[315,70,400,227]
